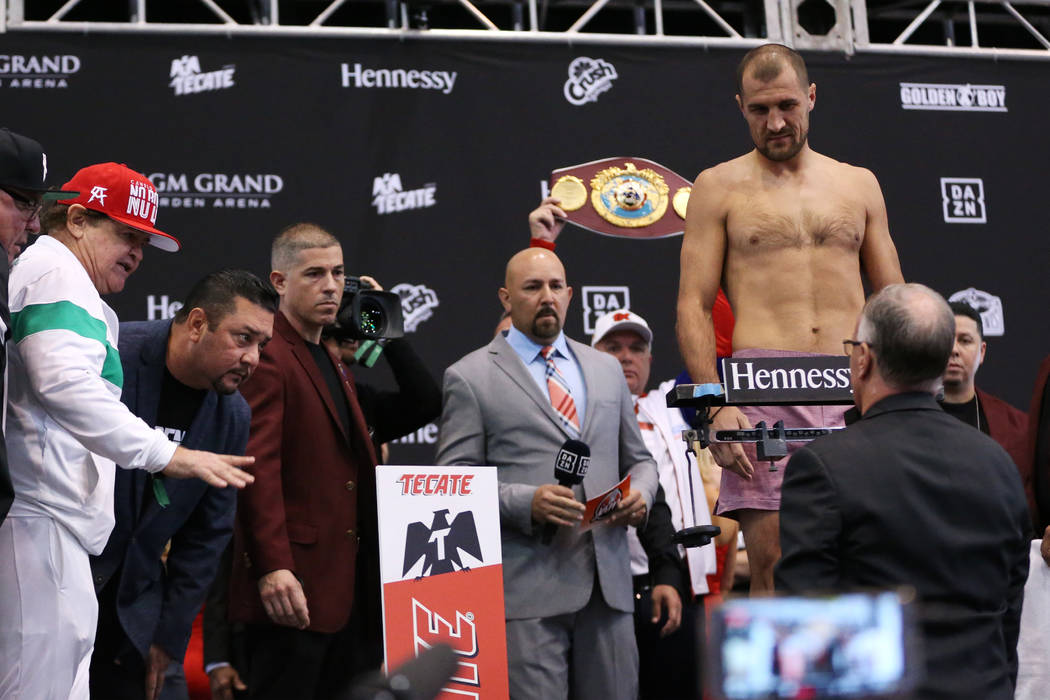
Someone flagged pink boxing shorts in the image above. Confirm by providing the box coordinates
[715,349,850,516]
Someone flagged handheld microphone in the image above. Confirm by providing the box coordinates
[542,438,590,545]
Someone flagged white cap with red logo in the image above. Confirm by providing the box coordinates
[591,309,653,348]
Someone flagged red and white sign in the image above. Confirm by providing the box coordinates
[377,466,509,700]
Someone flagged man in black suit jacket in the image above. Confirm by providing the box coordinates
[776,283,1031,700]
[90,270,276,700]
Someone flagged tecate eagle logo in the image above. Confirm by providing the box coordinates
[0,55,80,89]
[169,55,235,96]
[564,57,618,106]
[899,82,1006,112]
[148,173,283,209]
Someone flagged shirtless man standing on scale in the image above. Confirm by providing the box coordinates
[676,44,904,593]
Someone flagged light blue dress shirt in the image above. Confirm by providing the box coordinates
[505,326,587,427]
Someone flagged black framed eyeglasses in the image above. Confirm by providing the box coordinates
[0,186,43,221]
[842,339,875,356]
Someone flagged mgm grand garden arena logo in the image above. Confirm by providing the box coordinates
[899,82,1006,112]
[0,55,80,88]
[148,173,283,209]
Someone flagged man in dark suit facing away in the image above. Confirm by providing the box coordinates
[89,269,277,700]
[776,283,1031,700]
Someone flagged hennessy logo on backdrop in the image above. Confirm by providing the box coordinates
[403,509,482,578]
[149,172,283,209]
[145,294,184,321]
[899,82,1007,112]
[371,172,437,215]
[391,282,440,333]
[169,55,235,96]
[0,54,80,89]
[340,63,457,94]
[940,177,987,223]
[581,285,630,334]
[949,287,1005,336]
[563,57,618,106]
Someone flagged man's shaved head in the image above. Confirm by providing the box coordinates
[736,43,810,95]
[271,222,340,272]
[504,247,566,288]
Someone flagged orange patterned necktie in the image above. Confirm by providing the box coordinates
[541,345,580,436]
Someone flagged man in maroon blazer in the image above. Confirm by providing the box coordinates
[940,302,1031,518]
[229,223,377,699]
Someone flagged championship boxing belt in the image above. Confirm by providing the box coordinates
[549,157,693,239]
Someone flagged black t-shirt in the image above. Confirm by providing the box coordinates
[155,367,207,446]
[939,395,990,435]
[306,341,350,435]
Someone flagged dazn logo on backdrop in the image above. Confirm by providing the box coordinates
[0,54,80,89]
[169,55,235,96]
[940,177,986,224]
[149,172,283,209]
[582,285,630,334]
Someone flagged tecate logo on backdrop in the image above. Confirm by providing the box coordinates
[948,287,1005,336]
[900,83,1006,112]
[372,173,436,215]
[563,57,618,106]
[392,283,440,333]
[582,286,630,334]
[169,55,235,96]
[0,55,80,89]
[940,177,986,223]
[149,173,283,209]
[340,63,457,94]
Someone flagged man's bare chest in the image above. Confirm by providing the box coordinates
[725,188,866,253]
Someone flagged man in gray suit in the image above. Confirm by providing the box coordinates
[436,248,658,700]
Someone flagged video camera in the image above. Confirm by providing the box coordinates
[329,276,405,341]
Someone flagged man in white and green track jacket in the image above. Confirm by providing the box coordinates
[0,163,255,700]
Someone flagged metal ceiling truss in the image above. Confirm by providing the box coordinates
[1,0,1048,59]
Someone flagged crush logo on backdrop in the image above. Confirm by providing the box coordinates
[940,177,986,223]
[563,57,618,106]
[169,55,235,96]
[148,172,283,209]
[372,173,436,214]
[391,282,439,332]
[949,287,1005,336]
[0,55,80,89]
[582,285,630,334]
[899,82,1007,112]
[340,63,457,94]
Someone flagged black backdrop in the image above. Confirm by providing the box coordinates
[3,32,1047,463]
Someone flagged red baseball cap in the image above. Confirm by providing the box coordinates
[61,162,180,252]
